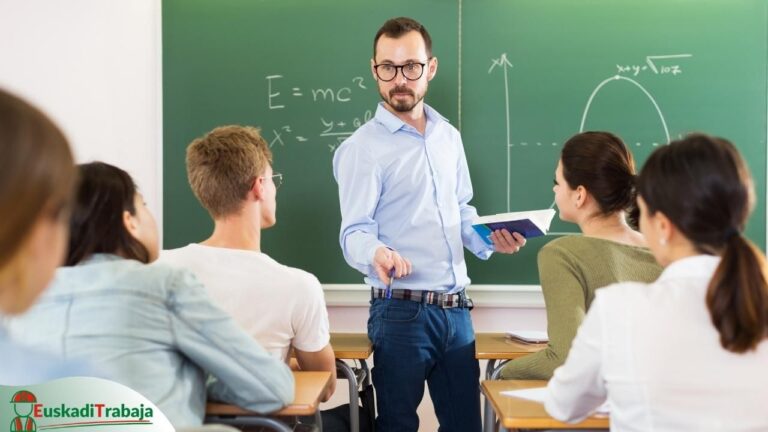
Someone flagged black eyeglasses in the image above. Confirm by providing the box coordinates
[373,61,428,82]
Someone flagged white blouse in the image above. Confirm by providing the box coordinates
[545,255,768,432]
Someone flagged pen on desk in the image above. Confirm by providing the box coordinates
[385,268,395,299]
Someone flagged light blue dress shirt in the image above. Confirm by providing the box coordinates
[333,103,492,293]
[6,254,294,427]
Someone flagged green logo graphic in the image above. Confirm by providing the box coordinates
[10,390,36,432]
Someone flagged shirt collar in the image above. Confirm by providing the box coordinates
[657,254,721,282]
[373,102,448,135]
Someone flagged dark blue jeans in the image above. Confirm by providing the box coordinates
[367,297,481,432]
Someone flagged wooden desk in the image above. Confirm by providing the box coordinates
[476,333,547,432]
[330,333,373,432]
[475,333,547,363]
[482,380,609,431]
[206,371,332,432]
[331,332,373,359]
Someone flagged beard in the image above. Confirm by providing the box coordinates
[379,85,426,112]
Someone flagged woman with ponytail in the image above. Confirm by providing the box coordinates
[500,131,661,380]
[545,134,768,431]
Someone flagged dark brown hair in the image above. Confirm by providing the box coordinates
[0,88,76,270]
[186,125,272,218]
[373,17,432,60]
[561,131,637,223]
[637,133,768,353]
[66,162,149,265]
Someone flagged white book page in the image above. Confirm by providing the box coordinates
[501,387,610,415]
[505,330,549,343]
[473,209,556,232]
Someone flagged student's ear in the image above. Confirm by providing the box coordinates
[655,211,674,245]
[574,185,588,209]
[123,210,139,238]
[427,56,438,81]
[250,176,265,201]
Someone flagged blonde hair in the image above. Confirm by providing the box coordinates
[0,89,76,299]
[186,125,272,218]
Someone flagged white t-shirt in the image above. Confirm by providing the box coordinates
[545,255,768,431]
[160,244,330,361]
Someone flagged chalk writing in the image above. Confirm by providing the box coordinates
[616,54,692,77]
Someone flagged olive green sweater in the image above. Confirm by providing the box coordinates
[499,235,662,380]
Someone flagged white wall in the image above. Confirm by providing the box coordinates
[0,0,163,225]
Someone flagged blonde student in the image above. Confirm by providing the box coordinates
[160,125,336,401]
[546,134,768,431]
[500,131,662,380]
[8,162,293,427]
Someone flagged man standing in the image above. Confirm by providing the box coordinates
[333,17,525,432]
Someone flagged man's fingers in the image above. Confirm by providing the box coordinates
[511,231,527,247]
[374,247,413,281]
[393,254,408,278]
[375,264,392,285]
[491,229,526,254]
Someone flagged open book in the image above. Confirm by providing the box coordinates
[472,209,556,245]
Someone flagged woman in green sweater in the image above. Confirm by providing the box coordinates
[499,131,662,380]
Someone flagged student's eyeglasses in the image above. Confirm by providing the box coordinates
[271,173,283,189]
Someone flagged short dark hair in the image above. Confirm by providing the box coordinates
[637,133,768,353]
[373,17,432,60]
[561,131,637,221]
[66,162,149,266]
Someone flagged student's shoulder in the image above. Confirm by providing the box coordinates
[540,235,648,258]
[158,244,202,266]
[538,235,588,260]
[264,256,323,293]
[594,279,652,308]
[145,259,205,294]
[159,244,191,258]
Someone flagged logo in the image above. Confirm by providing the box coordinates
[1,378,173,432]
[10,391,36,432]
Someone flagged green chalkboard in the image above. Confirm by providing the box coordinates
[461,0,768,284]
[163,0,767,285]
[162,0,458,284]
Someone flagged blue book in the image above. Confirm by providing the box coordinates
[472,209,556,246]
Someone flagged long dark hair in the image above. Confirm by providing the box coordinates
[637,133,768,353]
[66,162,150,266]
[561,131,638,225]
